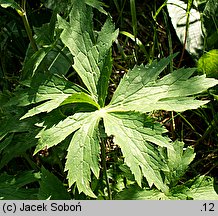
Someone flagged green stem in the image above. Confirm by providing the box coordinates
[20,0,38,52]
[100,137,112,200]
[178,0,193,68]
[130,0,138,63]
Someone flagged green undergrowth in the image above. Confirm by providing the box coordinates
[0,0,218,200]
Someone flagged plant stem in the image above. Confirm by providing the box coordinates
[171,111,176,140]
[178,0,193,68]
[100,137,112,200]
[20,0,38,52]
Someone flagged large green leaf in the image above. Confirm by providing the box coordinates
[65,112,101,198]
[35,111,171,196]
[107,56,218,113]
[102,111,171,192]
[32,55,218,197]
[58,0,118,105]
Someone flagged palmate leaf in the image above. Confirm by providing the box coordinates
[107,55,218,113]
[36,110,171,196]
[33,55,218,197]
[58,0,118,105]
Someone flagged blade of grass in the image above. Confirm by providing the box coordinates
[120,31,149,60]
[163,9,173,72]
[130,0,137,37]
[130,0,137,63]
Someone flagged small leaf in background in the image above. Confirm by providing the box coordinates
[0,171,40,200]
[0,131,39,169]
[115,184,169,200]
[184,175,218,200]
[116,142,218,200]
[44,0,107,15]
[38,167,70,200]
[167,0,203,58]
[116,176,218,200]
[159,141,196,186]
[85,0,108,15]
[22,21,73,79]
[0,0,22,14]
[43,0,71,14]
[198,49,218,78]
[203,0,218,49]
[0,109,38,141]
